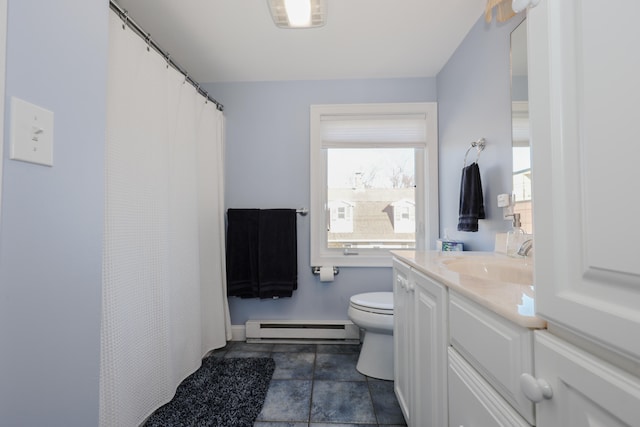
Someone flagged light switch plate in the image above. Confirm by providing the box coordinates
[10,97,54,166]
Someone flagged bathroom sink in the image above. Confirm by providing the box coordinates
[440,256,533,285]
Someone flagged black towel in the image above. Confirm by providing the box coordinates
[226,209,260,298]
[258,209,298,298]
[457,162,485,232]
[226,208,298,298]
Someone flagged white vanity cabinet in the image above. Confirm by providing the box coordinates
[525,0,640,423]
[449,291,534,426]
[528,0,640,358]
[393,259,413,425]
[393,259,448,427]
[448,348,530,427]
[533,331,640,427]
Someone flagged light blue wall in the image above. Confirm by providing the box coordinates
[437,13,525,251]
[0,1,108,426]
[204,78,436,325]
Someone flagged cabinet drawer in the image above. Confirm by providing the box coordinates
[449,291,535,424]
[535,331,640,427]
[448,348,530,427]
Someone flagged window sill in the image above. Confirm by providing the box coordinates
[311,253,395,268]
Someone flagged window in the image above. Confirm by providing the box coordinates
[512,101,533,234]
[310,103,439,267]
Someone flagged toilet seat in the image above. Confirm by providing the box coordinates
[350,292,393,315]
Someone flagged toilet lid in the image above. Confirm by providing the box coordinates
[350,292,393,311]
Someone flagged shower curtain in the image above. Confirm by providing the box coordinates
[100,11,231,427]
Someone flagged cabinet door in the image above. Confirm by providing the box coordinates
[449,348,530,427]
[413,270,448,427]
[528,0,640,358]
[449,291,535,424]
[393,259,413,425]
[533,331,640,427]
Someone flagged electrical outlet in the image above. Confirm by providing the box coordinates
[497,193,512,208]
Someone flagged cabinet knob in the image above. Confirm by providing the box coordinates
[407,282,415,292]
[520,373,553,402]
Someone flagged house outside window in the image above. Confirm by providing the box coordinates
[392,199,415,234]
[328,200,354,233]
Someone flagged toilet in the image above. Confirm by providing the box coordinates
[347,291,394,380]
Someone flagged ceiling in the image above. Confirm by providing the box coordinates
[113,0,487,83]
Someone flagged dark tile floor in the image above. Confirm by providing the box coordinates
[211,341,407,427]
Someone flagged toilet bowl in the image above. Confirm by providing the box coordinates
[347,292,394,380]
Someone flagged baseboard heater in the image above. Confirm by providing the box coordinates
[245,320,360,344]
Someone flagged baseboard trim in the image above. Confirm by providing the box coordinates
[231,324,246,341]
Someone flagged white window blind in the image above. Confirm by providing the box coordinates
[320,114,428,148]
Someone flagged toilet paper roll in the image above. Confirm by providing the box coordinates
[319,266,334,282]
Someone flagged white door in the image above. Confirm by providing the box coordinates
[528,0,640,359]
[413,270,448,427]
[393,259,413,425]
[532,331,640,427]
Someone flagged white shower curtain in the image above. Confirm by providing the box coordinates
[100,11,231,427]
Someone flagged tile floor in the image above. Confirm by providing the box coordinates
[211,341,407,427]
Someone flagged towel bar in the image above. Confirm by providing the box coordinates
[227,207,308,215]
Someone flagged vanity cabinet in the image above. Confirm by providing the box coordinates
[525,0,640,423]
[528,0,640,357]
[448,348,529,427]
[393,259,448,427]
[393,260,413,425]
[533,331,640,427]
[449,291,534,425]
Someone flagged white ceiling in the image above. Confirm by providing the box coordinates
[113,0,487,83]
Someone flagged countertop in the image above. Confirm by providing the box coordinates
[391,250,546,329]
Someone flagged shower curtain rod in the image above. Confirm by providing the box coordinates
[109,0,224,112]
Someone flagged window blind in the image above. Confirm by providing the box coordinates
[320,113,427,148]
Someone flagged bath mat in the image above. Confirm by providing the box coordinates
[143,357,275,427]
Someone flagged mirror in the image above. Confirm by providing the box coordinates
[511,19,532,234]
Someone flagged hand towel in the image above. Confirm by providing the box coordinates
[458,162,486,232]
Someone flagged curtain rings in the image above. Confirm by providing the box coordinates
[121,11,129,30]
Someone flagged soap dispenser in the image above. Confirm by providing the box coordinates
[506,213,526,257]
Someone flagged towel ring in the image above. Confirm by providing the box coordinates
[463,138,486,167]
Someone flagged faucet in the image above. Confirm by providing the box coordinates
[517,239,533,257]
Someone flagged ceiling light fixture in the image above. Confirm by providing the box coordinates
[267,0,327,29]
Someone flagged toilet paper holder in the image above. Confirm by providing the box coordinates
[311,266,340,276]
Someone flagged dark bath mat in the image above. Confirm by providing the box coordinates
[143,357,275,427]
